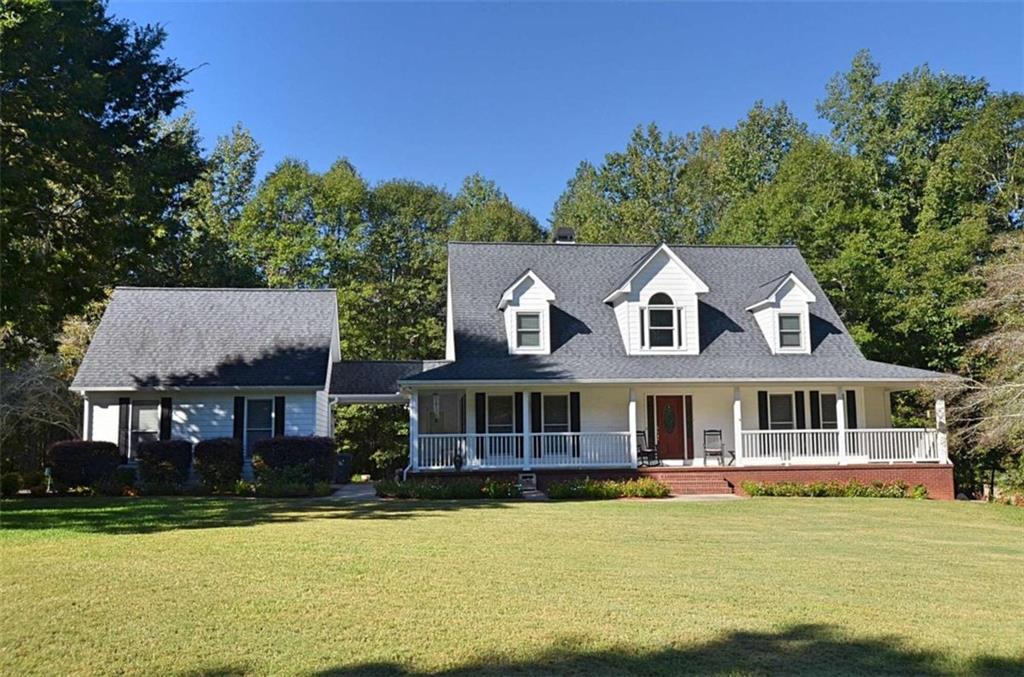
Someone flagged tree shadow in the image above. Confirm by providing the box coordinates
[129,344,330,388]
[0,496,512,536]
[293,624,1021,676]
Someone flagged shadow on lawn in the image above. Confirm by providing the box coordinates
[185,624,1022,677]
[0,496,511,535]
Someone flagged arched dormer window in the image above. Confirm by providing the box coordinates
[642,293,682,349]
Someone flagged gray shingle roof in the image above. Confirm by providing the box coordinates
[71,288,337,390]
[405,242,948,384]
[330,360,448,396]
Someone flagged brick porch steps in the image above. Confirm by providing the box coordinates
[636,468,735,495]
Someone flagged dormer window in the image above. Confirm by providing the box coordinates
[516,313,541,349]
[778,314,802,349]
[644,293,681,349]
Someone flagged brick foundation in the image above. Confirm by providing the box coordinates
[412,463,955,500]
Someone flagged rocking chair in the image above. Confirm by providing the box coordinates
[636,431,661,467]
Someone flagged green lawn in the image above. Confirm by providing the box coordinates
[1,497,1021,676]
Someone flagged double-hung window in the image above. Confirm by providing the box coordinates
[246,398,273,455]
[819,393,838,429]
[486,395,514,434]
[768,394,795,430]
[645,293,679,349]
[542,395,569,433]
[130,401,159,458]
[516,313,541,349]
[778,314,802,349]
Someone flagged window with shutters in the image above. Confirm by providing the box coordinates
[486,395,514,434]
[246,398,273,454]
[129,401,159,458]
[819,393,838,429]
[542,395,569,433]
[768,394,795,430]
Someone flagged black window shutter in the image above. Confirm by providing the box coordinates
[530,393,542,433]
[639,309,645,348]
[845,390,858,429]
[646,396,655,444]
[684,395,694,459]
[757,391,769,430]
[569,392,581,432]
[233,396,245,440]
[794,391,806,429]
[159,397,172,441]
[809,391,821,429]
[118,397,130,454]
[475,393,486,434]
[514,392,524,457]
[274,396,286,436]
[678,309,685,347]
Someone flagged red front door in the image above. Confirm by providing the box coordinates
[656,396,686,460]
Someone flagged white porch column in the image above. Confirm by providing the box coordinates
[522,391,532,471]
[408,390,419,472]
[628,388,638,468]
[935,397,949,464]
[82,395,90,440]
[732,387,743,466]
[836,387,847,464]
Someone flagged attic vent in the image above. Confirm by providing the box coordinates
[553,227,576,244]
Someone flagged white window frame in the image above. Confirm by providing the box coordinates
[486,395,515,434]
[642,294,683,352]
[768,393,796,430]
[541,394,570,433]
[129,400,160,459]
[245,397,275,456]
[515,312,542,350]
[819,392,838,429]
[777,313,803,351]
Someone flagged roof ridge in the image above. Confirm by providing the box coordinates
[448,241,799,249]
[115,286,338,292]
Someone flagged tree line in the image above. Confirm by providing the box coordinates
[2,1,1020,488]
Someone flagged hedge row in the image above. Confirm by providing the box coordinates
[375,477,521,499]
[741,479,928,499]
[546,477,671,500]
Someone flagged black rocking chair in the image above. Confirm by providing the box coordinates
[636,431,661,467]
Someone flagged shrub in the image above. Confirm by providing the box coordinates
[253,436,337,483]
[137,440,192,490]
[546,477,672,500]
[194,438,244,491]
[47,441,121,489]
[374,477,521,500]
[254,465,318,497]
[740,479,917,499]
[1,472,22,497]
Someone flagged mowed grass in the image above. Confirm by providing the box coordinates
[1,497,1021,676]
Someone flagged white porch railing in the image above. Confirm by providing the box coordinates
[416,432,632,471]
[846,429,940,463]
[741,428,941,465]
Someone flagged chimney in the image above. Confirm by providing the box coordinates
[553,227,576,244]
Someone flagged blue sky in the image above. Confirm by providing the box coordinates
[110,2,1023,226]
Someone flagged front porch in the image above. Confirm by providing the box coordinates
[407,384,949,473]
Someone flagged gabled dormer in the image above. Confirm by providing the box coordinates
[603,244,709,356]
[498,269,555,355]
[745,272,817,355]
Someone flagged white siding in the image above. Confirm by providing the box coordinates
[85,390,321,446]
[315,389,332,436]
[615,249,701,355]
[89,397,120,444]
[501,275,554,355]
[750,277,814,355]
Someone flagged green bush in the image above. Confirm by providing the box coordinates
[137,440,192,490]
[546,477,672,500]
[96,466,139,497]
[252,436,337,483]
[194,438,243,492]
[741,479,917,499]
[1,472,22,497]
[253,465,332,497]
[375,477,521,500]
[47,441,121,489]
